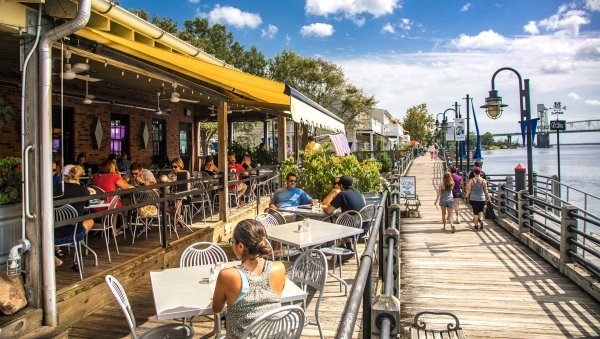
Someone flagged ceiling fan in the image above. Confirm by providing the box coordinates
[166,83,199,104]
[208,105,253,116]
[155,90,172,115]
[81,80,109,105]
[60,50,102,82]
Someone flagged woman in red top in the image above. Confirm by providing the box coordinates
[92,159,133,208]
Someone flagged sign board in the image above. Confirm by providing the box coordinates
[455,118,466,141]
[445,121,455,141]
[550,120,566,131]
[399,176,416,198]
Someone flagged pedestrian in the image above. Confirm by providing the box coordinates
[450,166,463,224]
[434,171,455,233]
[464,167,491,230]
[468,160,487,180]
[428,144,436,160]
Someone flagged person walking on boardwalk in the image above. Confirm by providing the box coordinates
[428,144,436,160]
[450,166,463,224]
[434,171,455,233]
[464,167,491,230]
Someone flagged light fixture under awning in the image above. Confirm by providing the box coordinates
[287,87,345,133]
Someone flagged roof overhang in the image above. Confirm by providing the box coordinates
[286,87,345,133]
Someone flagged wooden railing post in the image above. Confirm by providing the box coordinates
[560,205,578,273]
[517,190,529,234]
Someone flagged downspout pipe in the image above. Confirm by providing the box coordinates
[39,0,91,326]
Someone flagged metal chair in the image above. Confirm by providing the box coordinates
[54,204,97,280]
[255,213,299,260]
[290,250,327,339]
[320,210,363,293]
[190,180,214,223]
[87,195,122,263]
[131,190,172,244]
[105,275,194,339]
[240,305,305,339]
[358,204,376,241]
[264,208,287,225]
[180,242,228,267]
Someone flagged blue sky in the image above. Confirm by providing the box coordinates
[121,0,600,142]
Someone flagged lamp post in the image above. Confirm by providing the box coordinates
[435,112,449,149]
[440,106,459,168]
[481,67,534,198]
[551,101,566,183]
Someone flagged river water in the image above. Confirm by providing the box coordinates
[479,144,600,219]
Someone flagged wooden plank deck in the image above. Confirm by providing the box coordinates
[400,156,600,338]
[66,243,367,338]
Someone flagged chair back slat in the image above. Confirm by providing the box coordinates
[180,242,228,267]
[105,275,138,339]
[54,204,79,223]
[256,213,280,228]
[264,208,286,225]
[291,249,327,292]
[336,210,363,228]
[359,204,376,224]
[241,305,305,339]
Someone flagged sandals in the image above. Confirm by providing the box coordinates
[71,263,80,273]
[451,225,455,233]
[55,249,65,258]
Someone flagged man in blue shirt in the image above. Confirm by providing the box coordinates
[269,173,314,209]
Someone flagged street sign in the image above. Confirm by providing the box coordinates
[455,118,466,141]
[550,120,566,131]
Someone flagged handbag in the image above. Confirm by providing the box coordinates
[485,202,496,220]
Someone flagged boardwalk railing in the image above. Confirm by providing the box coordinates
[336,151,414,338]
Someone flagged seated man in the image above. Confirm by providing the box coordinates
[125,162,157,187]
[227,152,248,204]
[269,173,313,209]
[322,175,367,248]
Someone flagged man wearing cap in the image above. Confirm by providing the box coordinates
[468,160,487,180]
[322,175,366,215]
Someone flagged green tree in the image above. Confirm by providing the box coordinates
[402,104,434,144]
[481,132,495,147]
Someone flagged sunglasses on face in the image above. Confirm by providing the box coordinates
[228,238,238,246]
[171,165,179,169]
[288,179,297,183]
[131,172,140,176]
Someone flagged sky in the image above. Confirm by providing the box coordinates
[120,0,600,143]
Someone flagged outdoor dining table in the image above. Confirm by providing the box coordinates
[150,262,307,336]
[277,205,339,220]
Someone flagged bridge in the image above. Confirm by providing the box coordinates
[492,119,600,137]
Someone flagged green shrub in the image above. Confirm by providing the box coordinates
[379,152,393,173]
[0,156,21,205]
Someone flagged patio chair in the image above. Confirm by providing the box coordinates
[358,204,376,241]
[256,213,299,261]
[105,275,194,339]
[264,208,287,225]
[290,250,327,339]
[87,195,123,263]
[240,305,305,339]
[320,210,363,292]
[179,242,228,267]
[54,204,97,280]
[410,311,466,339]
[189,180,214,223]
[131,190,172,244]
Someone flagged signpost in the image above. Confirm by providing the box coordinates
[399,176,416,198]
[550,102,566,183]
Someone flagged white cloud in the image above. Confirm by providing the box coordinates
[352,16,366,27]
[540,61,574,74]
[261,24,278,39]
[460,3,471,12]
[399,18,412,30]
[188,0,200,3]
[451,30,508,49]
[300,23,335,37]
[538,6,589,36]
[524,21,539,35]
[285,34,292,45]
[305,0,399,18]
[585,99,600,106]
[586,0,600,11]
[568,92,581,100]
[381,23,395,34]
[207,5,262,29]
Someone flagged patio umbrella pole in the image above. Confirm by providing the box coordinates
[39,0,91,326]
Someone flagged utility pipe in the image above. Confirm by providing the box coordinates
[39,0,91,326]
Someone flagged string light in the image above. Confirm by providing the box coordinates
[136,74,139,79]
[148,77,151,82]
[121,70,124,76]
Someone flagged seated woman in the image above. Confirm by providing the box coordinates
[92,159,133,208]
[202,155,219,175]
[167,157,190,227]
[213,220,285,338]
[53,165,94,270]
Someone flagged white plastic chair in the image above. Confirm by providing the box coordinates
[87,195,122,263]
[240,305,305,339]
[179,242,228,267]
[105,275,194,339]
[54,204,98,280]
[290,250,328,339]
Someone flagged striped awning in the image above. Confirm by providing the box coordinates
[329,134,351,156]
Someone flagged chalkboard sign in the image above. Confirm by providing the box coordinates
[399,176,416,198]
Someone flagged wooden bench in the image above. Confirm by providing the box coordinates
[410,311,465,339]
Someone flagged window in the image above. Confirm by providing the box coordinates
[110,114,129,157]
[152,119,166,158]
[179,123,191,157]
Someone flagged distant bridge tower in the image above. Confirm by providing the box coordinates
[536,104,551,148]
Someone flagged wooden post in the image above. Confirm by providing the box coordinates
[263,120,269,150]
[217,101,229,221]
[301,125,309,150]
[228,121,234,146]
[277,116,287,162]
[560,205,578,273]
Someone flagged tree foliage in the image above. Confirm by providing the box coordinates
[402,104,434,144]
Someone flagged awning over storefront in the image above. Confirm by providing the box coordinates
[287,87,345,133]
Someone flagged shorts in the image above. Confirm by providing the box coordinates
[439,199,454,208]
[470,200,486,214]
[452,191,463,198]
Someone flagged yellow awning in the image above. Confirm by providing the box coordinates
[75,27,289,108]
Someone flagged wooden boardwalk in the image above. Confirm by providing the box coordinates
[400,156,600,338]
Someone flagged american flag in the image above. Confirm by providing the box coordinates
[329,134,352,156]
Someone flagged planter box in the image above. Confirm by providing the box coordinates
[0,203,21,270]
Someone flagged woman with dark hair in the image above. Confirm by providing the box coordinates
[92,160,133,209]
[213,219,285,338]
[202,155,219,175]
[464,167,491,230]
[450,166,463,224]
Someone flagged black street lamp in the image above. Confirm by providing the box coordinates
[435,112,449,149]
[481,67,534,197]
[440,106,459,168]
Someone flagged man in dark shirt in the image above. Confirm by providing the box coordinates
[322,175,366,213]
